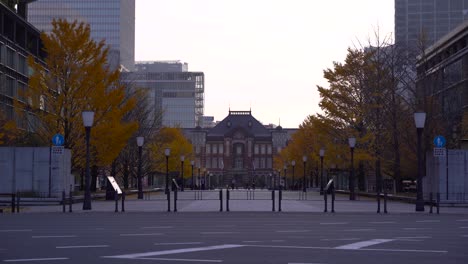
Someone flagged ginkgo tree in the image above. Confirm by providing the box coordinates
[16,19,138,171]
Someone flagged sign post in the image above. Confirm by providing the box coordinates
[433,135,448,200]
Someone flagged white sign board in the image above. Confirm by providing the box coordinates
[52,146,64,155]
[433,147,446,157]
[107,176,122,194]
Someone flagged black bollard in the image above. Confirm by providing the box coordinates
[115,190,118,213]
[69,186,73,213]
[384,192,388,214]
[167,191,171,212]
[429,193,433,214]
[377,192,381,213]
[16,192,20,213]
[226,189,230,212]
[272,190,275,212]
[121,192,125,212]
[11,193,15,213]
[436,192,440,214]
[219,190,223,212]
[278,190,282,212]
[174,189,178,212]
[62,190,66,213]
[324,191,328,213]
[331,189,335,213]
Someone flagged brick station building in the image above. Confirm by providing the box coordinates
[184,110,296,188]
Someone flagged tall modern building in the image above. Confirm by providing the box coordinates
[27,0,135,71]
[395,0,468,50]
[123,61,204,128]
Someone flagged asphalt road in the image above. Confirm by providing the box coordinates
[1,212,468,263]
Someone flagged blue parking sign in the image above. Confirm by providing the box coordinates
[52,134,64,146]
[433,135,446,148]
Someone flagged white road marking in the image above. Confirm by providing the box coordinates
[335,239,394,250]
[200,232,238,235]
[3,257,69,262]
[120,233,163,236]
[321,238,360,241]
[138,257,222,262]
[249,244,446,253]
[416,220,440,223]
[32,235,76,238]
[344,229,375,232]
[155,242,203,246]
[242,241,262,243]
[403,228,432,230]
[102,244,244,259]
[319,222,347,225]
[0,229,32,232]
[395,236,431,239]
[276,230,310,233]
[142,226,174,229]
[369,222,395,224]
[56,245,109,249]
[397,239,423,242]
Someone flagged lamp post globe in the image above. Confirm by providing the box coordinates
[82,111,94,210]
[136,136,144,199]
[414,112,426,212]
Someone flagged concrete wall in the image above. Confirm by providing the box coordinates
[425,149,468,202]
[0,147,72,197]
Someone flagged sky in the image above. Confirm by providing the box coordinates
[135,0,394,128]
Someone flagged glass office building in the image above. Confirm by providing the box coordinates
[27,0,135,71]
[395,0,468,50]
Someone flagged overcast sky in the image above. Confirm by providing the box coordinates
[135,0,394,128]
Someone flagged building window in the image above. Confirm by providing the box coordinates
[213,144,217,154]
[267,145,272,154]
[261,145,266,155]
[206,144,211,154]
[206,157,212,168]
[236,145,242,155]
[219,144,224,154]
[212,157,217,169]
[254,144,259,154]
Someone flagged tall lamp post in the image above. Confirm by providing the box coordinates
[348,137,356,200]
[190,160,194,190]
[414,112,426,212]
[165,148,170,194]
[197,165,201,190]
[319,148,325,195]
[302,155,307,192]
[291,160,296,190]
[180,155,185,191]
[283,164,287,190]
[82,111,94,210]
[137,136,144,199]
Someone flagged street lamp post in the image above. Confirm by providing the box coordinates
[82,111,94,210]
[291,160,296,190]
[165,148,170,194]
[180,155,185,191]
[190,160,194,190]
[302,155,307,192]
[137,136,144,199]
[283,164,287,190]
[414,112,426,212]
[197,165,201,190]
[348,137,356,200]
[320,148,325,195]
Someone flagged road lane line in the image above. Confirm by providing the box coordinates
[335,239,394,250]
[321,238,360,241]
[56,245,109,249]
[276,230,310,233]
[3,257,69,262]
[138,257,222,262]
[395,236,431,239]
[242,241,262,243]
[200,232,238,235]
[32,235,76,238]
[369,222,395,224]
[319,222,347,225]
[344,229,375,232]
[0,230,32,232]
[142,226,174,229]
[102,244,244,259]
[120,233,163,236]
[155,242,203,246]
[416,220,440,223]
[403,228,432,230]
[248,244,446,253]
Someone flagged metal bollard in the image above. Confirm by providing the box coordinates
[174,189,178,212]
[219,190,223,212]
[429,193,433,214]
[436,192,440,214]
[331,189,335,213]
[272,190,275,212]
[384,192,388,214]
[377,192,381,213]
[69,186,73,213]
[278,190,282,212]
[121,192,125,212]
[11,193,16,213]
[62,190,66,213]
[115,190,118,213]
[226,189,230,212]
[324,191,328,213]
[167,191,171,212]
[16,192,20,213]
